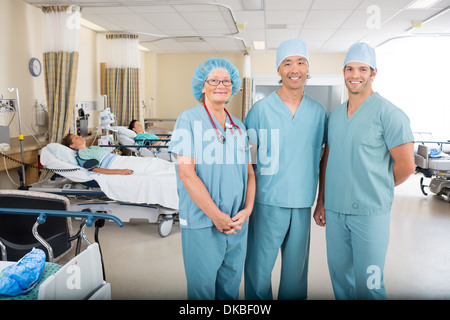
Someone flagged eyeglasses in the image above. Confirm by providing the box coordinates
[205,79,233,87]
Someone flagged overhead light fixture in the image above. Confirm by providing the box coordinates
[407,0,442,9]
[241,0,264,11]
[267,24,287,29]
[253,41,265,50]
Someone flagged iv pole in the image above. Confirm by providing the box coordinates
[8,88,27,189]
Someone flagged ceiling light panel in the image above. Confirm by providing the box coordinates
[407,0,442,9]
[241,0,264,11]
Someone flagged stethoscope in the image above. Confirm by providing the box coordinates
[203,102,250,151]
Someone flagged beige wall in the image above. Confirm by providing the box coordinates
[1,0,100,139]
[148,51,346,128]
[1,0,345,139]
[0,0,46,138]
[151,53,244,128]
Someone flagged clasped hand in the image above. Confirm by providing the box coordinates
[213,209,250,235]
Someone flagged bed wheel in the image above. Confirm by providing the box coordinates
[419,177,428,196]
[158,218,173,237]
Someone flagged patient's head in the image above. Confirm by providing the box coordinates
[61,133,86,150]
[128,120,144,134]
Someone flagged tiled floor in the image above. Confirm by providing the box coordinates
[79,173,450,300]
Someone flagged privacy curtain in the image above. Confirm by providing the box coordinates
[41,5,81,143]
[241,54,252,120]
[104,34,141,126]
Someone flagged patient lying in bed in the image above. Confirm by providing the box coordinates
[41,133,179,209]
[128,120,162,146]
[62,133,174,176]
[62,133,136,175]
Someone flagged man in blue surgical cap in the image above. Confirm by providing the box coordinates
[244,39,327,299]
[313,42,415,299]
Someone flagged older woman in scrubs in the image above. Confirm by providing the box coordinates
[314,42,415,299]
[168,58,255,300]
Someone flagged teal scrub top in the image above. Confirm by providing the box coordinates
[325,92,414,216]
[244,91,327,208]
[168,104,251,229]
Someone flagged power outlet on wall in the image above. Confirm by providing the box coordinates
[75,101,95,110]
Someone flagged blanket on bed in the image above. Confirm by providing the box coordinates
[40,145,179,209]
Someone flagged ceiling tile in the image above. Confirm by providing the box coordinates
[139,12,193,32]
[358,0,415,10]
[331,28,370,41]
[340,10,372,29]
[299,28,337,41]
[303,10,353,29]
[21,0,450,54]
[310,0,364,10]
[232,11,265,29]
[182,12,236,34]
[128,5,175,14]
[101,13,157,31]
[265,10,308,25]
[266,29,302,49]
[319,40,356,53]
[265,0,314,11]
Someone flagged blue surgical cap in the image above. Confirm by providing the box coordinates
[276,38,309,70]
[344,42,377,69]
[192,57,241,103]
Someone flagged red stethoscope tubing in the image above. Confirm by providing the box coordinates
[203,102,242,138]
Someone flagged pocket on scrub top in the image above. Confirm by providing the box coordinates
[354,124,384,149]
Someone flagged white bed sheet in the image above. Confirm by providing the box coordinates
[40,146,179,209]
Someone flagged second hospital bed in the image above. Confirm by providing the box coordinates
[116,126,173,161]
[415,143,450,201]
[29,143,179,237]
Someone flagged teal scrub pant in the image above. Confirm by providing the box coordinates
[181,222,248,300]
[325,210,390,300]
[244,203,311,300]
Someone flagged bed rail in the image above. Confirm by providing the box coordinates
[0,207,123,262]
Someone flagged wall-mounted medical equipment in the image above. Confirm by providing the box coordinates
[0,99,15,145]
[76,107,89,137]
[6,88,26,189]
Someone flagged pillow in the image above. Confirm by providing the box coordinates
[116,126,136,139]
[41,146,93,182]
[45,143,78,165]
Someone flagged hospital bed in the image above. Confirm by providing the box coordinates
[29,143,178,237]
[414,142,450,201]
[116,126,173,161]
[0,189,123,300]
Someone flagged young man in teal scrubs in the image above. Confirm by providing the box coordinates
[313,42,416,299]
[244,39,327,300]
